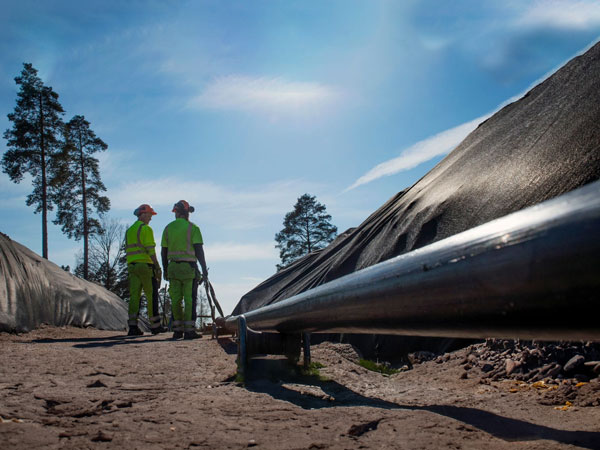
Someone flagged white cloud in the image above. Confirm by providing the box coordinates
[419,34,453,52]
[241,276,265,283]
[0,174,33,209]
[344,35,591,192]
[47,245,81,269]
[210,279,265,315]
[517,0,600,30]
[345,115,489,191]
[96,150,136,182]
[204,241,277,262]
[109,178,325,230]
[189,75,341,114]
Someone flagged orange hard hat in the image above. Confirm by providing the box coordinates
[172,200,195,213]
[134,204,157,216]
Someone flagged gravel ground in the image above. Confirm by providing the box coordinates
[1,326,599,449]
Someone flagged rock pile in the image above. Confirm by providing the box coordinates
[430,339,600,407]
[450,339,600,383]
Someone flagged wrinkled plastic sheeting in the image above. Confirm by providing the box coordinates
[235,41,600,316]
[0,232,128,332]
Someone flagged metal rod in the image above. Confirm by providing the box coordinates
[207,281,225,318]
[237,315,247,380]
[224,181,600,341]
[303,333,311,368]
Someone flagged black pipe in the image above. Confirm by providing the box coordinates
[225,181,600,341]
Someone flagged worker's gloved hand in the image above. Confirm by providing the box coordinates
[163,270,169,282]
[154,266,162,281]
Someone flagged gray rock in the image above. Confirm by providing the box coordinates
[546,364,562,379]
[564,355,585,372]
[481,363,494,373]
[505,359,521,375]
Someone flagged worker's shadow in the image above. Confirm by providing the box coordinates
[31,333,236,349]
[33,333,230,348]
[244,358,600,449]
[31,334,173,348]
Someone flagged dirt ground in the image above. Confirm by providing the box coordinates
[1,326,599,450]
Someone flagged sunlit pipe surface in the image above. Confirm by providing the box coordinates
[225,181,600,341]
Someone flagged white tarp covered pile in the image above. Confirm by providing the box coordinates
[0,232,128,332]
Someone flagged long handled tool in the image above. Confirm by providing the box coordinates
[203,280,224,338]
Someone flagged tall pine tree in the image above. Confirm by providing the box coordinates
[275,193,337,270]
[2,63,65,259]
[53,115,110,279]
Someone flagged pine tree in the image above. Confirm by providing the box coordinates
[53,115,110,279]
[2,63,65,259]
[275,193,337,270]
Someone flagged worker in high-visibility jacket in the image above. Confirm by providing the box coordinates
[125,204,164,336]
[161,200,208,340]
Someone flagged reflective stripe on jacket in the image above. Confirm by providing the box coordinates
[162,218,203,263]
[125,221,156,264]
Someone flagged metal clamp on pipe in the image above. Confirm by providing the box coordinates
[235,314,302,380]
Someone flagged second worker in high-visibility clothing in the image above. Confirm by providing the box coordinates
[161,200,209,340]
[125,204,164,336]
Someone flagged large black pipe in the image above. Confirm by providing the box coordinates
[225,181,600,341]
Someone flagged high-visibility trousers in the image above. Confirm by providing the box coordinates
[127,262,160,330]
[168,261,196,333]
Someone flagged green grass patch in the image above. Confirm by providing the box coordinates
[299,361,327,380]
[358,359,399,375]
[234,372,245,384]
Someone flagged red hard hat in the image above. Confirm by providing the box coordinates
[172,200,195,213]
[134,204,157,216]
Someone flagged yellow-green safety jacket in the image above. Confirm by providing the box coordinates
[161,218,203,263]
[125,220,156,264]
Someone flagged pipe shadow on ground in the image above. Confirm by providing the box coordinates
[217,336,238,355]
[244,358,600,449]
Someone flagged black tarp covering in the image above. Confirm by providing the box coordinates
[235,42,600,324]
[232,43,600,361]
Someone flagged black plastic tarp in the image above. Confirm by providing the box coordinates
[234,41,600,323]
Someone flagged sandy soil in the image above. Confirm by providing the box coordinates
[1,326,599,450]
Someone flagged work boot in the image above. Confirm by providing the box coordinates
[184,330,202,340]
[172,331,184,340]
[151,326,166,335]
[127,326,143,336]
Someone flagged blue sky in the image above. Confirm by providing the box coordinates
[1,1,599,315]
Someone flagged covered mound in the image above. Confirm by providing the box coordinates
[234,41,600,317]
[0,232,128,332]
